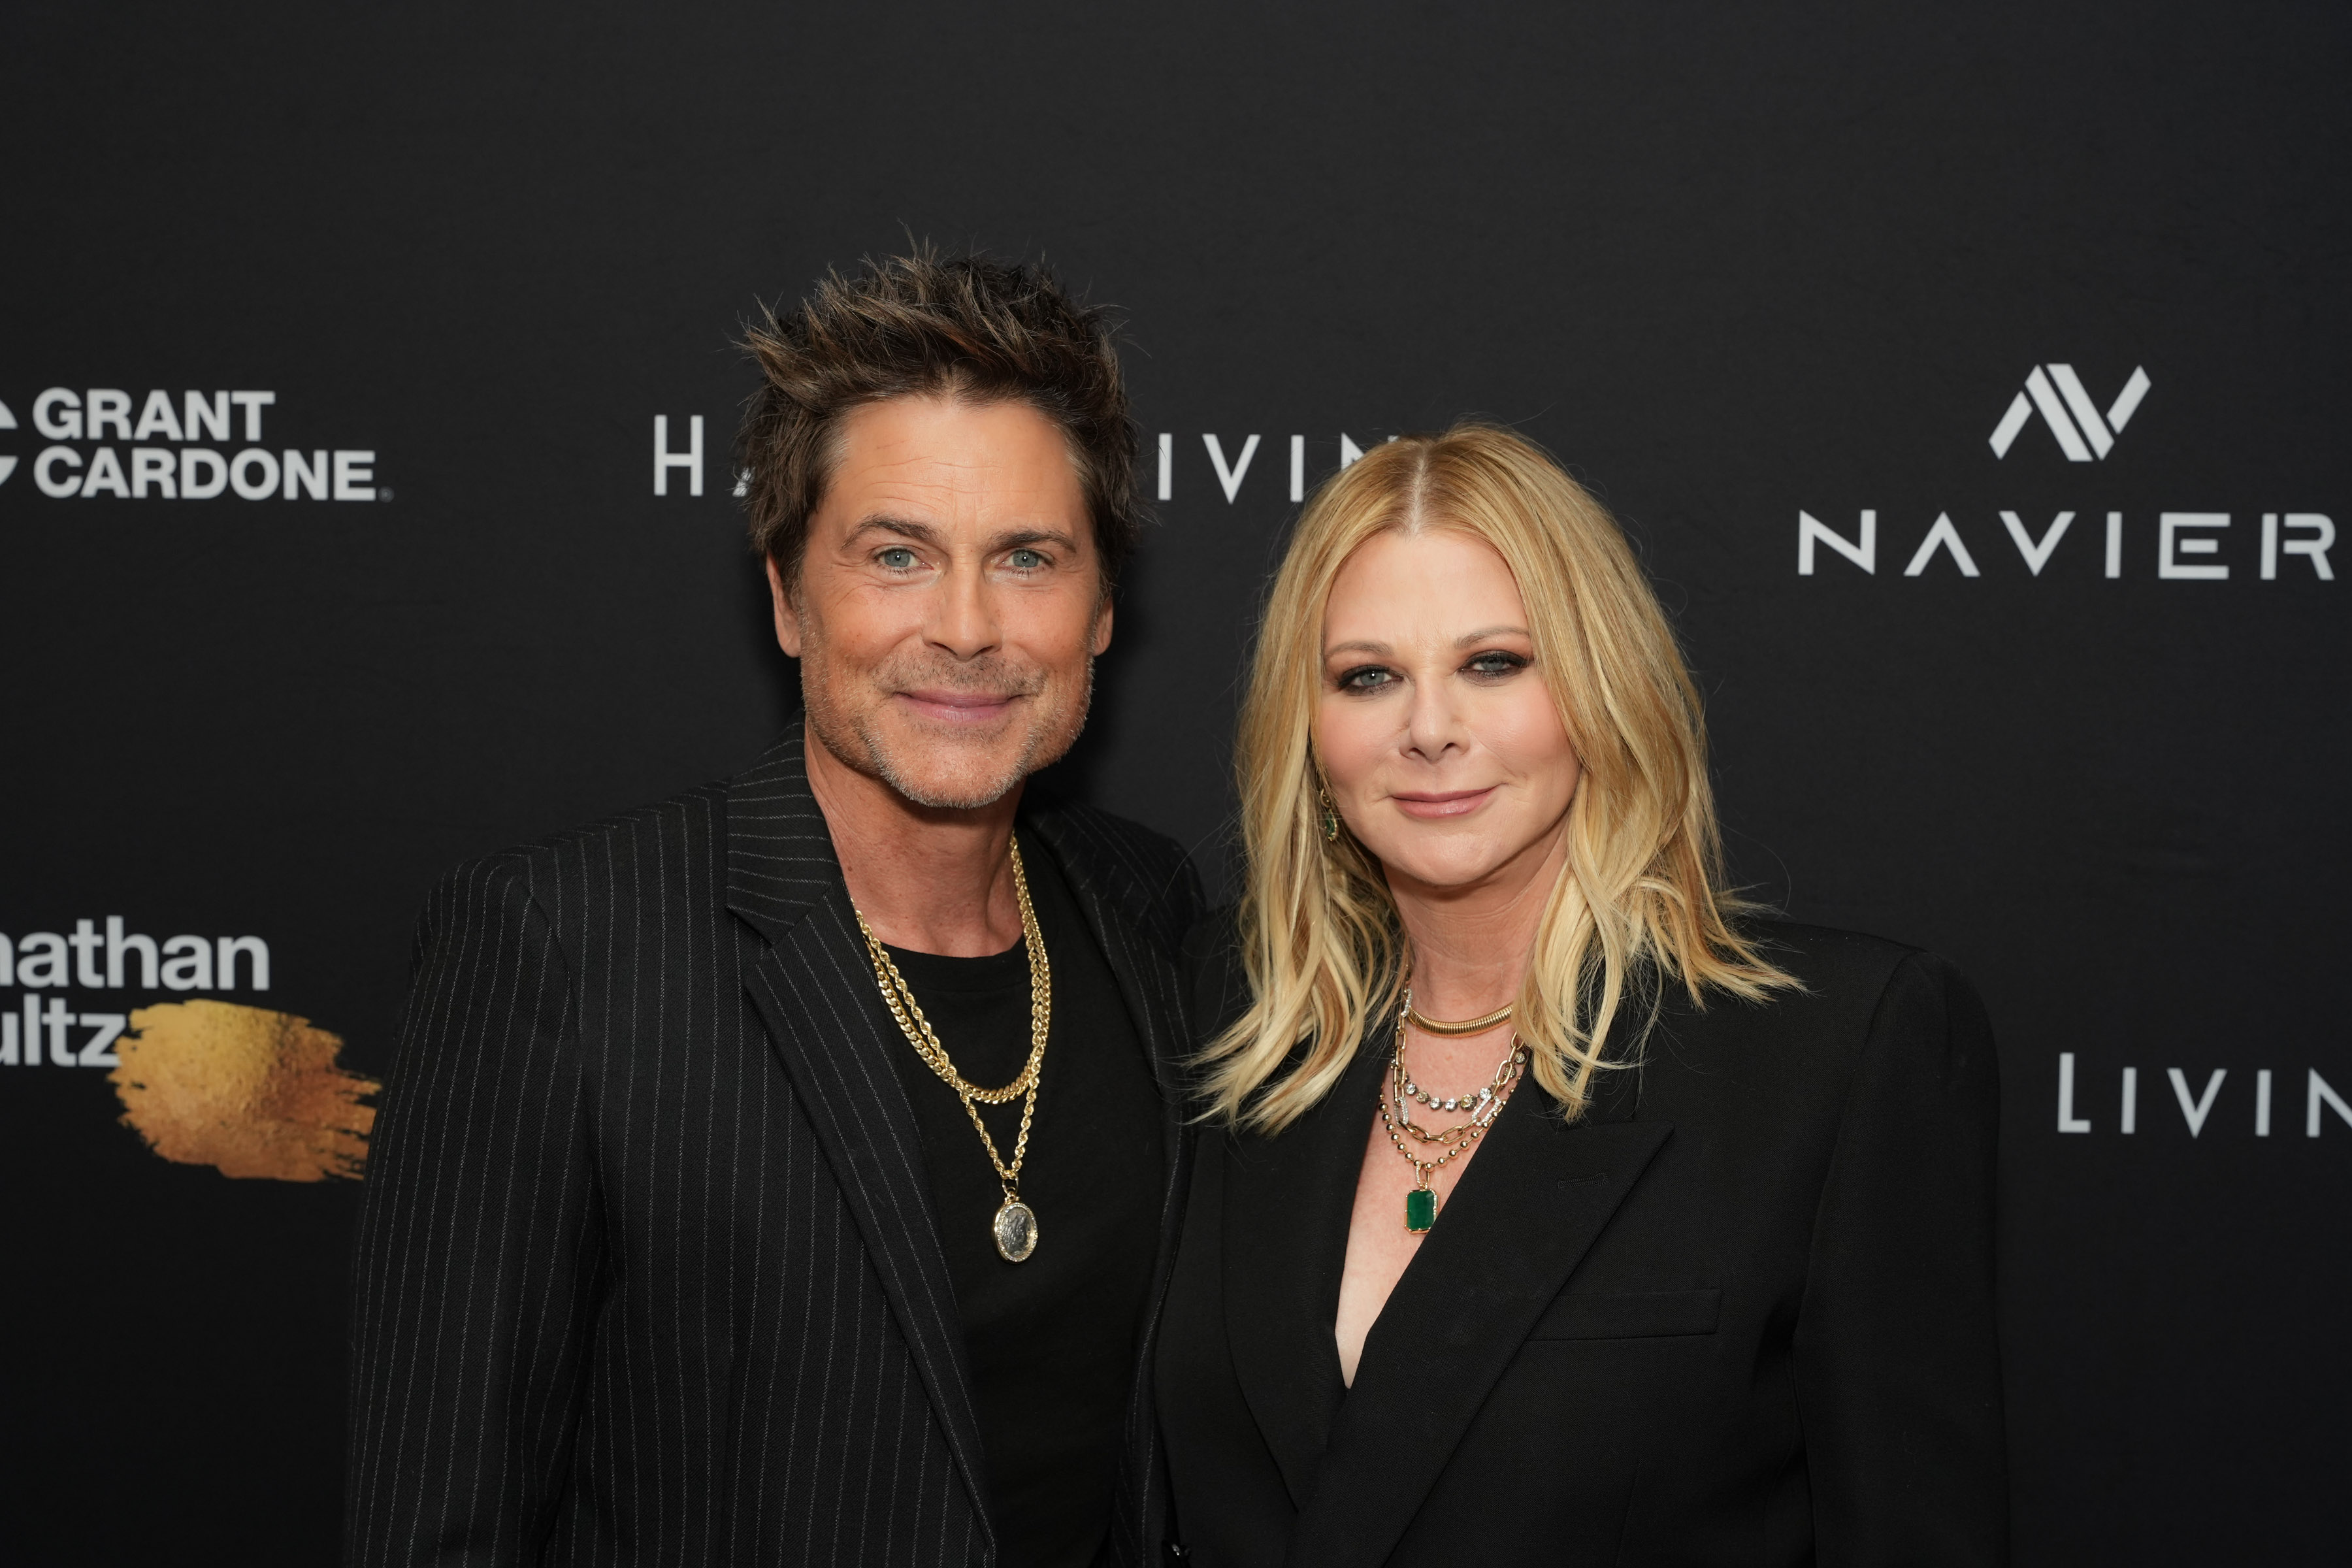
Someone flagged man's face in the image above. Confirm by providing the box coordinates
[772,394,1111,810]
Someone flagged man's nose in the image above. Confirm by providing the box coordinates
[926,560,1003,660]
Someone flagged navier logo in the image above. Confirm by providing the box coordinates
[1989,363,2151,461]
[1797,353,2335,581]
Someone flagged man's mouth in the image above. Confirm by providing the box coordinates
[894,688,1024,727]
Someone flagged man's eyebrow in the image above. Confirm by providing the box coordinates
[841,518,1086,557]
[843,515,945,548]
[986,526,1084,554]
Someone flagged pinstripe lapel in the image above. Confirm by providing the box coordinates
[723,730,997,1556]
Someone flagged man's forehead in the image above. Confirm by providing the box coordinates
[820,396,1086,534]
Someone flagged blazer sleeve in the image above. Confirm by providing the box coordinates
[345,857,602,1567]
[1795,950,2009,1565]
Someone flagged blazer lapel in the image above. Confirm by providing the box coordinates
[1019,801,1190,1137]
[1221,1039,1391,1511]
[1284,1082,1673,1568]
[1017,798,1201,1563]
[724,732,996,1554]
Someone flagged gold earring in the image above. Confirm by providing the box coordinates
[1318,786,1341,843]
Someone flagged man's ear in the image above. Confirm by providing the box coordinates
[1089,593,1115,657]
[766,555,804,659]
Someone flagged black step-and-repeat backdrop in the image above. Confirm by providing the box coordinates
[3,3,2345,1562]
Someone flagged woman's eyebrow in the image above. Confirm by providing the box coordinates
[1322,640,1394,658]
[1454,625,1531,647]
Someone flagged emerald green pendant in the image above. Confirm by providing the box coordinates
[1405,1186,1437,1233]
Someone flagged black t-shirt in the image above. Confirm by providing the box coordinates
[879,841,1164,1568]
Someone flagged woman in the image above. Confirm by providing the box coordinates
[1156,425,2005,1565]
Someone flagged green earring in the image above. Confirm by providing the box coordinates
[1318,786,1341,843]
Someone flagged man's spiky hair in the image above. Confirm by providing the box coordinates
[737,246,1142,591]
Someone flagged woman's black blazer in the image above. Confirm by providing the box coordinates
[1154,918,2006,1567]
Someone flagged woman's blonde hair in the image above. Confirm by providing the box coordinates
[1200,422,1793,1132]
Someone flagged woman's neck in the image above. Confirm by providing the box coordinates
[1386,823,1571,1020]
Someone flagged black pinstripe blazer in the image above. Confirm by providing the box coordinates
[345,730,1204,1567]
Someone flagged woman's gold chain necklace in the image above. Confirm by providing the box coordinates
[853,836,1049,1264]
[1380,985,1524,1234]
[1403,998,1515,1036]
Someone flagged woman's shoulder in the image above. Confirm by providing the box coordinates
[1739,918,1940,1011]
[1658,918,1992,1098]
[1181,905,1250,1041]
[1183,912,1977,1036]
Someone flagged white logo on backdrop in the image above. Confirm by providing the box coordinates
[2054,1054,2352,1141]
[1989,364,2151,461]
[2,919,270,1069]
[5,387,384,502]
[650,417,1392,505]
[1797,357,2336,581]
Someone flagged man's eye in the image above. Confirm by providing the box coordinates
[1007,548,1046,570]
[877,547,919,570]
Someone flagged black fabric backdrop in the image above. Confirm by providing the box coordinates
[2,3,2345,1562]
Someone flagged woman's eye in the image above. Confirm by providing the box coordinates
[1337,665,1396,692]
[877,547,919,570]
[1007,548,1046,570]
[1465,651,1528,678]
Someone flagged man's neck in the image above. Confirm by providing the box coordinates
[802,720,1026,957]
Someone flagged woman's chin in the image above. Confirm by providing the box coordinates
[1371,845,1521,896]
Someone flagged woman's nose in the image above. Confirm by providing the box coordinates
[1402,677,1467,761]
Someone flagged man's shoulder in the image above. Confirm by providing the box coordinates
[434,777,735,918]
[1021,791,1204,938]
[1024,791,1191,879]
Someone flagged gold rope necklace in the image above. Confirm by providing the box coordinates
[853,836,1050,1264]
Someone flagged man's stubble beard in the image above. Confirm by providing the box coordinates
[800,637,1096,811]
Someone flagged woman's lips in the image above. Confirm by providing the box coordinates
[1388,787,1496,820]
[896,689,1020,726]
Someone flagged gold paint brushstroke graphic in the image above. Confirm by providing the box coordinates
[108,1001,380,1181]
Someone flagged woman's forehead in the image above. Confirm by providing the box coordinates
[1324,529,1526,640]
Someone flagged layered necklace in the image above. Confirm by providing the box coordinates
[853,836,1050,1264]
[1379,984,1526,1233]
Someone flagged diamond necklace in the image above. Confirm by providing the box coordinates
[1380,986,1525,1233]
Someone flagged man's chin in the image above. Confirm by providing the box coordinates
[860,719,1038,811]
[806,686,1088,813]
[874,753,1030,811]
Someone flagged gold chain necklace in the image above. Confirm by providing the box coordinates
[1380,987,1524,1233]
[1402,996,1515,1036]
[853,836,1050,1263]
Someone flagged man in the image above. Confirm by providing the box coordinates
[346,251,1201,1567]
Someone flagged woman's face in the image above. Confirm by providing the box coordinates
[1315,527,1580,896]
